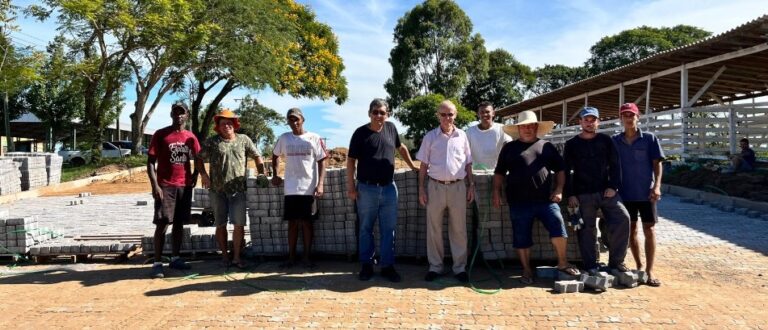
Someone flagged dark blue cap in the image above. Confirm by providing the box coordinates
[579,107,599,118]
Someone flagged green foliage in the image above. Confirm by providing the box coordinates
[529,64,589,96]
[384,0,475,110]
[585,25,711,75]
[395,94,472,147]
[60,154,147,182]
[186,0,348,140]
[462,49,533,109]
[13,36,84,151]
[234,95,283,151]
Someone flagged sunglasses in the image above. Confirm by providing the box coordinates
[371,110,388,116]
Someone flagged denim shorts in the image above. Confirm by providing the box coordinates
[508,202,567,249]
[209,190,247,226]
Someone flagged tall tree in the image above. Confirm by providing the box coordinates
[395,93,473,147]
[586,25,711,75]
[384,0,475,110]
[126,0,215,155]
[29,0,132,163]
[234,95,282,151]
[186,0,347,141]
[462,49,533,110]
[528,64,589,96]
[16,36,84,151]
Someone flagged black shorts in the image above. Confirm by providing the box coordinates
[283,195,315,221]
[624,201,657,224]
[153,186,192,225]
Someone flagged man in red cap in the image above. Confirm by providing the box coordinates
[612,102,664,287]
[197,108,265,270]
[147,103,201,278]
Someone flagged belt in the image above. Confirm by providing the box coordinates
[429,177,463,185]
[358,180,390,187]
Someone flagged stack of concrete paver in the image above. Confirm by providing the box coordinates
[0,158,22,195]
[29,240,135,256]
[6,152,63,185]
[140,226,247,256]
[537,265,649,293]
[246,168,357,256]
[191,188,211,208]
[4,156,48,190]
[0,216,54,255]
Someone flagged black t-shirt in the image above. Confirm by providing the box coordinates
[563,133,621,197]
[742,148,756,166]
[494,139,564,203]
[348,121,401,185]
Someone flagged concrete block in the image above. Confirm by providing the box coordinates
[632,270,649,284]
[584,275,610,291]
[137,200,149,206]
[536,266,559,279]
[554,280,584,293]
[611,269,638,287]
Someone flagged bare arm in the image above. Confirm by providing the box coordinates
[398,144,419,171]
[195,156,210,189]
[550,170,565,203]
[270,154,282,186]
[315,157,326,197]
[418,162,428,207]
[492,174,503,209]
[651,159,663,201]
[147,155,162,200]
[346,157,357,200]
[253,155,265,175]
[465,163,474,203]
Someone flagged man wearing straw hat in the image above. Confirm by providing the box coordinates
[563,106,630,274]
[197,108,265,270]
[492,110,579,284]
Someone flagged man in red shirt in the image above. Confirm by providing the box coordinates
[147,103,201,278]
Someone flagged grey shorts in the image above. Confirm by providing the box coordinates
[209,190,247,226]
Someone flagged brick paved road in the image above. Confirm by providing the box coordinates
[0,195,766,328]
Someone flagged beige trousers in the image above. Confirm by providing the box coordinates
[426,180,468,274]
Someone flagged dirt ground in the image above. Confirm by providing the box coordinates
[665,166,768,202]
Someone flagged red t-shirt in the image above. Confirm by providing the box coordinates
[148,127,201,187]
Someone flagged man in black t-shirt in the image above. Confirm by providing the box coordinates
[492,110,579,284]
[563,106,630,274]
[347,98,418,282]
[730,138,756,172]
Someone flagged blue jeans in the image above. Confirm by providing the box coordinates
[508,202,567,249]
[356,182,398,267]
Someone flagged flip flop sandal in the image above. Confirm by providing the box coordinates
[647,278,662,287]
[232,261,248,270]
[557,265,581,276]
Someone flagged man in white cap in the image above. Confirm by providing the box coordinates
[492,110,579,284]
[563,106,630,274]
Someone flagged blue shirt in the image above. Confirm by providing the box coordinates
[612,129,664,201]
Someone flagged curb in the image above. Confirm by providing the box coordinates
[0,166,147,205]
[664,184,768,214]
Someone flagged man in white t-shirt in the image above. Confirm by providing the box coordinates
[271,108,328,269]
[466,101,512,171]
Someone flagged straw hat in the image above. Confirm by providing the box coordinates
[502,110,555,139]
[213,108,240,131]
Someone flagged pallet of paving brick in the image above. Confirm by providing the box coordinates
[1,217,54,256]
[0,158,22,195]
[6,152,63,185]
[28,241,137,256]
[1,156,48,190]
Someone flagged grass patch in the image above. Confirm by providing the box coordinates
[61,155,147,182]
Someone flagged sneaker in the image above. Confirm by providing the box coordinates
[380,266,402,283]
[150,264,165,279]
[358,264,374,281]
[610,263,630,272]
[454,272,469,283]
[169,258,191,270]
[424,271,440,282]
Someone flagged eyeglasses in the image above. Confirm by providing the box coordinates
[438,112,455,118]
[371,110,388,116]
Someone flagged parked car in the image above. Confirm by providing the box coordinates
[111,140,148,155]
[58,142,131,166]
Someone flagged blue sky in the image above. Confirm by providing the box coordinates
[7,0,766,148]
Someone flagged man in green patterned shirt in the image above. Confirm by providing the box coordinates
[197,109,265,269]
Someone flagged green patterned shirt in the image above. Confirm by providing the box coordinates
[199,134,260,193]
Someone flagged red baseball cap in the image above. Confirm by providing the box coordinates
[620,103,639,115]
